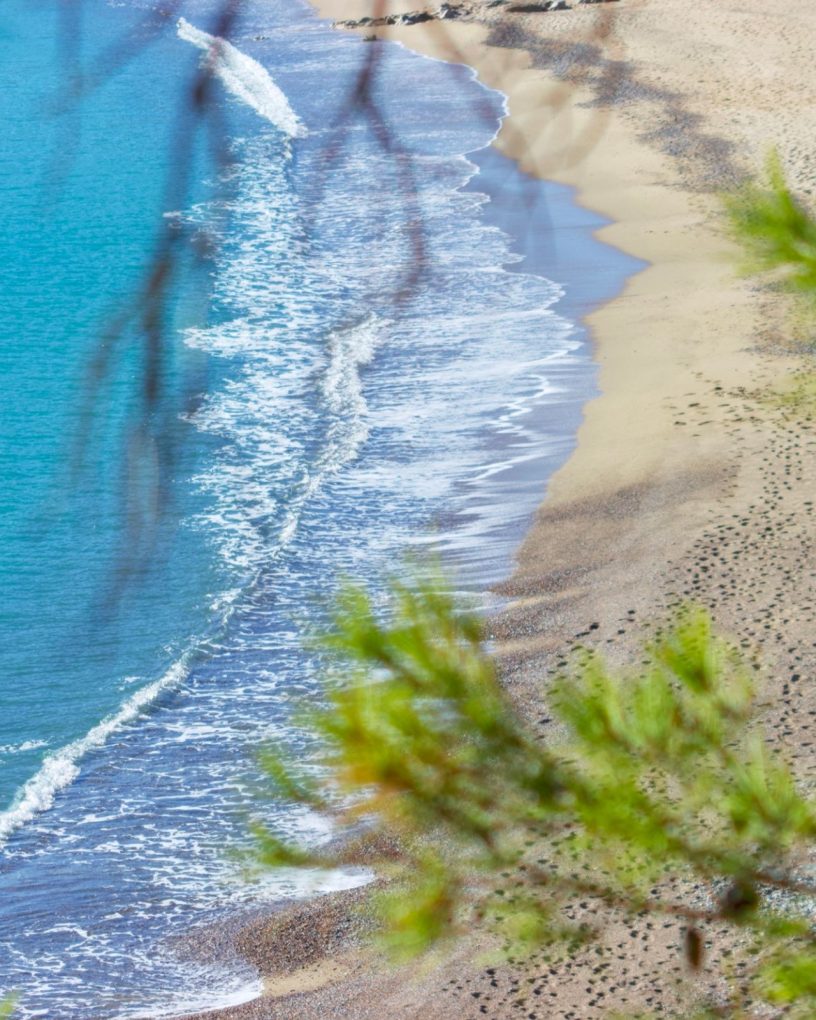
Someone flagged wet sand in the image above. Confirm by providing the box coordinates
[179,1,816,1016]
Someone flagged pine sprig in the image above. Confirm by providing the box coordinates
[254,576,816,1014]
[725,150,816,303]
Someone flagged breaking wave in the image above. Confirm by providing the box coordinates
[177,17,306,137]
[0,659,191,847]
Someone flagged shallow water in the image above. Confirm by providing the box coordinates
[0,2,641,1015]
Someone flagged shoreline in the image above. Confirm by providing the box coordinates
[177,1,816,1017]
[434,144,644,586]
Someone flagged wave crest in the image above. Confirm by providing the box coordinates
[0,660,189,847]
[177,17,306,137]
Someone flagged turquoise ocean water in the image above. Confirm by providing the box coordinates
[0,1,641,1015]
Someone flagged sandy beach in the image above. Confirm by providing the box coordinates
[179,1,816,1016]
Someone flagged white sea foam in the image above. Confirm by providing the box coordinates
[189,314,385,575]
[322,314,381,418]
[0,660,190,848]
[177,18,306,137]
[0,738,48,755]
[0,227,389,853]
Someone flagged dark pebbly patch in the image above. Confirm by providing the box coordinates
[335,4,472,30]
[333,0,614,32]
[174,886,375,1020]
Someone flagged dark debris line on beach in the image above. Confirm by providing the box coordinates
[333,0,620,32]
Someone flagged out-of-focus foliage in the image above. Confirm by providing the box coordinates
[762,368,816,421]
[725,150,816,315]
[0,996,17,1019]
[256,575,816,1015]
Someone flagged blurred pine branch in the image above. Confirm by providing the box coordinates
[0,996,18,1019]
[255,574,816,1016]
[725,150,816,313]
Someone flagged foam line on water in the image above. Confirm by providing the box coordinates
[0,659,191,848]
[177,17,306,137]
[388,38,508,149]
[0,739,48,756]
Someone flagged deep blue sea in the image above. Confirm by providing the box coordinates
[0,1,640,1015]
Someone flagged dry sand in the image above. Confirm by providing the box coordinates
[179,1,816,1017]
